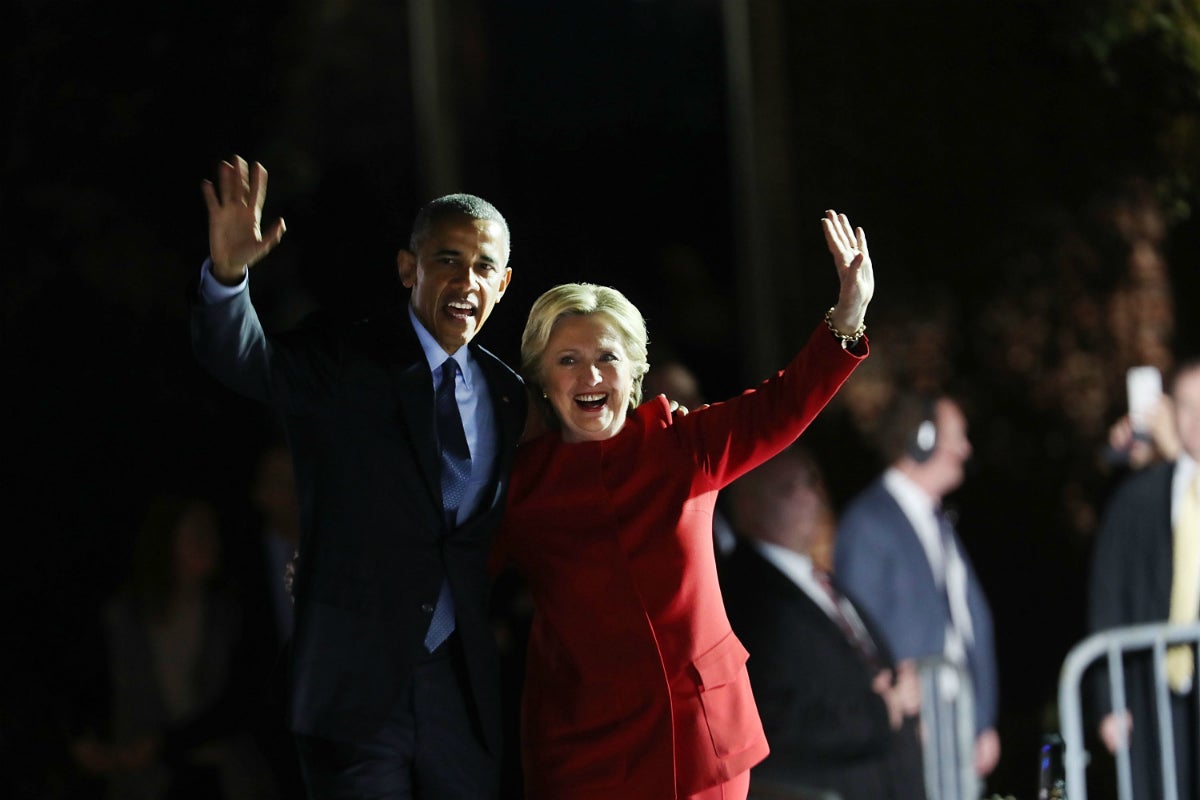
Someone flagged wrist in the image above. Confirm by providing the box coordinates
[211,262,248,286]
[824,306,866,350]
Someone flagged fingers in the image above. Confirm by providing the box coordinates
[235,155,250,205]
[213,155,251,207]
[201,179,220,215]
[250,161,269,215]
[265,216,287,247]
[827,209,857,248]
[822,209,868,264]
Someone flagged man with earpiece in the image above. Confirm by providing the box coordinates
[834,392,1001,783]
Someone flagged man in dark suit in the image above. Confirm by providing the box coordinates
[721,446,925,800]
[1089,359,1200,800]
[224,440,305,798]
[192,156,527,798]
[834,393,1000,780]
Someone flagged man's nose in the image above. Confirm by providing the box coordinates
[450,262,476,286]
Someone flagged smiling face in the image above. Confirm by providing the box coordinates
[540,312,635,443]
[397,213,511,354]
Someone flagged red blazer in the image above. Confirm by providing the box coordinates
[493,323,866,799]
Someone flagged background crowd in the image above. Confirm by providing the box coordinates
[8,0,1200,798]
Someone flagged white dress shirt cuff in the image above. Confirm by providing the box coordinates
[198,258,248,303]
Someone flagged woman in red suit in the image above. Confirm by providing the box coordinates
[492,210,874,800]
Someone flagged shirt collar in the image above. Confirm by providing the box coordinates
[1179,452,1199,479]
[408,304,473,390]
[884,466,938,518]
[754,539,816,581]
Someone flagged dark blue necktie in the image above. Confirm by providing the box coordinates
[425,358,470,652]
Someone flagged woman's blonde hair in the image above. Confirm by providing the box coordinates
[521,283,650,413]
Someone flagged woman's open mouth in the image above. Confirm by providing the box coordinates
[574,393,607,411]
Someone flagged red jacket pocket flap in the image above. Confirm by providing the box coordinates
[691,631,749,691]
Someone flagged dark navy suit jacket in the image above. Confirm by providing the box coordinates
[192,285,526,751]
[834,477,999,733]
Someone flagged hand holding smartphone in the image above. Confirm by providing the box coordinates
[1127,366,1164,438]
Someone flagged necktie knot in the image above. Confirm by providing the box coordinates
[440,357,459,385]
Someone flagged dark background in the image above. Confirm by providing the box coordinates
[6,0,1200,796]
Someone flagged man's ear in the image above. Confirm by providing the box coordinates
[495,266,513,300]
[397,250,416,288]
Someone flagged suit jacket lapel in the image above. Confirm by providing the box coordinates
[473,344,524,484]
[1158,463,1182,615]
[747,546,867,657]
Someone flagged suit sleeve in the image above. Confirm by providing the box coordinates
[670,323,866,489]
[191,277,341,415]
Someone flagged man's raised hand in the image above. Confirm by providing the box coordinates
[202,156,286,285]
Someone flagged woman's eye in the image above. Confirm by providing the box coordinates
[558,356,575,366]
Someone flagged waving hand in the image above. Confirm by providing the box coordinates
[821,209,875,336]
[201,156,286,285]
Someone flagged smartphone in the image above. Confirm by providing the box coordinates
[1127,366,1164,435]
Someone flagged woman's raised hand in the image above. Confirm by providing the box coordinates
[821,209,874,336]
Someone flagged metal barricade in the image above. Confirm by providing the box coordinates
[1057,620,1200,799]
[916,656,980,800]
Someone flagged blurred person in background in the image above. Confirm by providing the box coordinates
[70,494,275,800]
[721,445,925,800]
[1089,359,1200,800]
[835,392,1001,781]
[225,440,305,798]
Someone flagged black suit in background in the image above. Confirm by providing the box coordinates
[721,539,925,800]
[192,286,527,795]
[224,509,304,799]
[1088,460,1198,800]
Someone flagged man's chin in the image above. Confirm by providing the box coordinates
[436,323,476,351]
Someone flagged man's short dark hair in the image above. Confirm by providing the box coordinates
[877,391,942,465]
[408,193,510,254]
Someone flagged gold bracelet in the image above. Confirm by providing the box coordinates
[824,307,866,350]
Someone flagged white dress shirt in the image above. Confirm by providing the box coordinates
[883,468,974,665]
